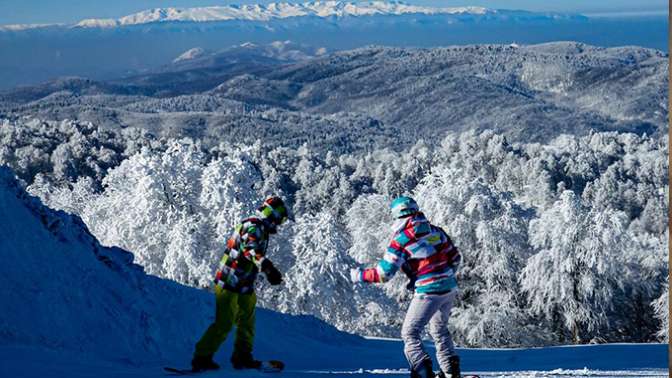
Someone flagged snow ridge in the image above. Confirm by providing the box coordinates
[173,47,208,63]
[73,1,491,28]
[0,23,63,31]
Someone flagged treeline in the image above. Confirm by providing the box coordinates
[1,117,668,346]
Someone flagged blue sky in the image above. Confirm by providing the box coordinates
[0,0,667,25]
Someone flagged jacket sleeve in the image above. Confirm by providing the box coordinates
[215,242,238,286]
[361,233,409,283]
[238,222,267,267]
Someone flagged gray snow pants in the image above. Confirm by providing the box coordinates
[401,290,458,373]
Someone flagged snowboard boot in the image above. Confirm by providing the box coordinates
[447,355,461,378]
[231,352,262,370]
[410,359,435,378]
[436,355,460,378]
[191,355,220,372]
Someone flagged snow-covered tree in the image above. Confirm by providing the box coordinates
[653,284,669,342]
[55,140,265,286]
[415,166,536,346]
[0,118,135,186]
[263,212,360,330]
[521,191,628,343]
[199,146,262,242]
[345,194,392,265]
[23,125,667,345]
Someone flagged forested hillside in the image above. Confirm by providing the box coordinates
[1,43,667,153]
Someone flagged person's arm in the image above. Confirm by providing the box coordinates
[260,258,282,285]
[352,235,409,283]
[238,222,266,265]
[239,222,282,285]
[215,237,239,287]
[449,245,461,271]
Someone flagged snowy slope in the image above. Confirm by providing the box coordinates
[0,165,210,362]
[0,165,360,365]
[1,339,668,377]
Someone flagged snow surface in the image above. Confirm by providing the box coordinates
[0,343,668,377]
[0,165,667,377]
[72,2,491,28]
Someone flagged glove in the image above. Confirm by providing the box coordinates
[350,268,363,283]
[401,262,416,291]
[261,259,283,286]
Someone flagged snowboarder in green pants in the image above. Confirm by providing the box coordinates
[191,196,289,372]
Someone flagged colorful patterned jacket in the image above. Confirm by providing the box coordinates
[214,217,274,294]
[362,212,461,294]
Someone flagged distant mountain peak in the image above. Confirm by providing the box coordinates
[0,23,64,31]
[71,1,492,28]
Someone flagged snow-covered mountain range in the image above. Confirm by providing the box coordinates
[0,0,575,33]
[0,1,577,32]
[73,2,491,28]
[0,1,522,31]
[0,2,665,90]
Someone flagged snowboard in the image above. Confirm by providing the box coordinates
[164,360,285,375]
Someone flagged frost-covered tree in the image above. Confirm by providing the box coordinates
[199,146,262,241]
[0,118,140,186]
[345,194,393,265]
[345,193,415,307]
[611,227,669,342]
[415,166,536,346]
[86,144,207,283]
[262,212,375,332]
[521,191,628,343]
[653,284,669,342]
[23,125,667,345]
[52,140,265,287]
[283,213,353,309]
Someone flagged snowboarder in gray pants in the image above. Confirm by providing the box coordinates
[350,196,462,378]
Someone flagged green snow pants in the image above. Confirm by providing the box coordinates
[194,286,257,358]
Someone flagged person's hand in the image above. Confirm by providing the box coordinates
[262,259,283,286]
[350,268,363,283]
[266,266,282,285]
